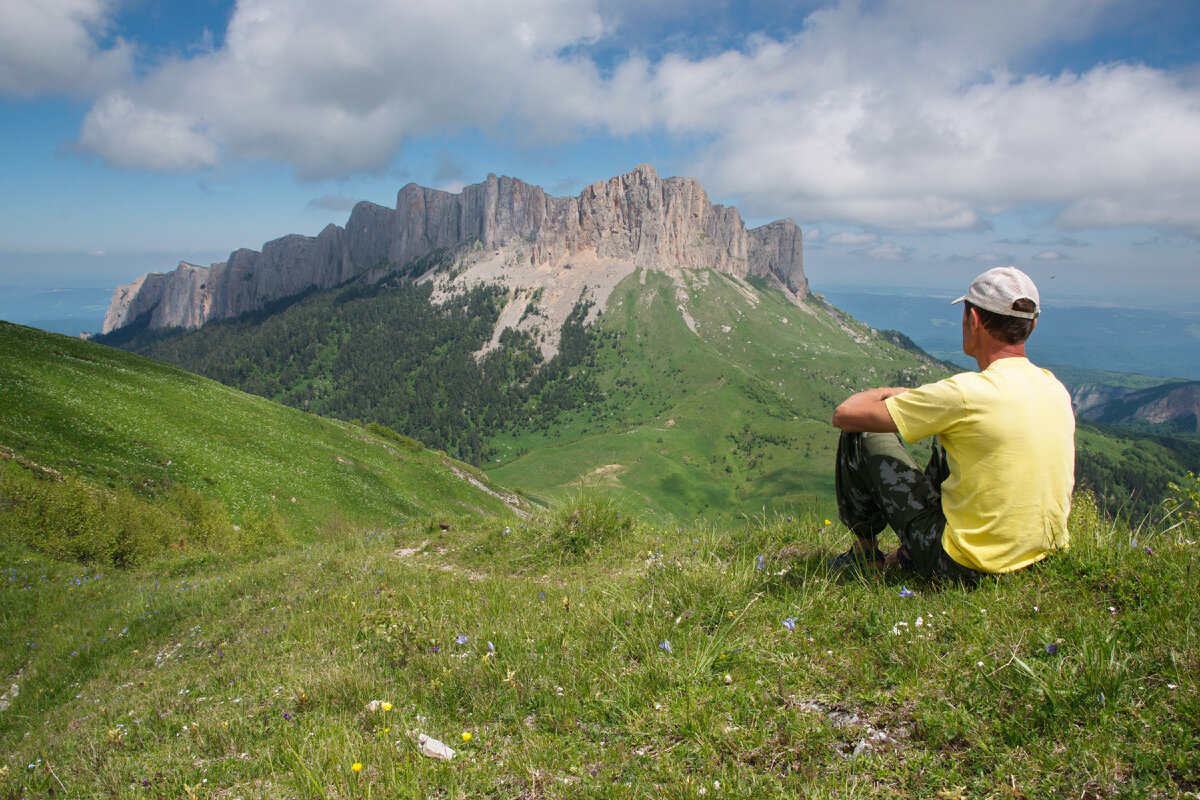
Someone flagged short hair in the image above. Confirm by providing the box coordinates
[965,299,1037,345]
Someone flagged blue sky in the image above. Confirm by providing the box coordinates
[2,0,1199,309]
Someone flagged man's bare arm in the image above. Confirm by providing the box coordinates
[832,387,907,432]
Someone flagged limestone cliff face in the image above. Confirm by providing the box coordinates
[103,164,805,334]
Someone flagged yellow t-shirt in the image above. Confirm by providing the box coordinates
[884,357,1075,573]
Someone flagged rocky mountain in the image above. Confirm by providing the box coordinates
[1078,381,1200,433]
[103,165,805,355]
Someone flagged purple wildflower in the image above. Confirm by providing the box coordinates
[782,618,796,631]
[455,634,469,645]
[659,640,673,653]
[487,641,495,652]
[898,586,915,598]
[1045,643,1058,655]
[756,555,765,571]
[430,646,440,653]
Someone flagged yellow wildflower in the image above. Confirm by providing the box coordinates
[461,732,472,742]
[352,762,363,773]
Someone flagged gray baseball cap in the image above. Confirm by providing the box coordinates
[952,266,1040,319]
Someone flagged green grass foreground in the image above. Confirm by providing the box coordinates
[1,492,1196,799]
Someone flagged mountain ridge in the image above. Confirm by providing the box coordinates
[102,165,806,349]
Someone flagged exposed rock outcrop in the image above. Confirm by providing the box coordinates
[103,164,804,335]
[1079,381,1200,432]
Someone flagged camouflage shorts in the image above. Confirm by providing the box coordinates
[835,431,981,584]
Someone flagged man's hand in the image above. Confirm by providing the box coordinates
[832,387,907,432]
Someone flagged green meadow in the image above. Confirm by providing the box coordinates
[487,270,943,520]
[1,487,1197,798]
[2,316,1198,798]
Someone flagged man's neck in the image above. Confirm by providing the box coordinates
[974,344,1027,371]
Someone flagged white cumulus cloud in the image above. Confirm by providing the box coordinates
[75,0,609,177]
[34,0,1200,238]
[0,0,131,95]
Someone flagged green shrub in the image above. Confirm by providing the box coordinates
[166,483,238,550]
[239,503,289,552]
[2,467,171,567]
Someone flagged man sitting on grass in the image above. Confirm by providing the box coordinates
[828,266,1075,584]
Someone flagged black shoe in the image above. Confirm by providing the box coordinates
[828,545,886,574]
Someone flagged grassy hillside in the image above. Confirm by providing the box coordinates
[488,270,949,520]
[92,265,1198,525]
[2,289,1198,798]
[0,321,521,563]
[1,488,1196,798]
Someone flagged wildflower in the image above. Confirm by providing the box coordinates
[538,592,546,598]
[898,586,914,598]
[351,762,362,773]
[782,618,796,631]
[756,555,765,570]
[487,641,495,652]
[824,519,832,526]
[282,712,293,720]
[381,702,392,711]
[430,646,440,653]
[455,634,469,645]
[1045,644,1058,655]
[1145,545,1153,554]
[659,640,673,653]
[461,732,472,742]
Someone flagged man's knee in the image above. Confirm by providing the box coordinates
[856,431,912,463]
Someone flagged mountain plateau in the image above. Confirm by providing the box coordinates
[103,165,805,357]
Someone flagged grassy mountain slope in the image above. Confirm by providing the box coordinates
[89,258,1198,524]
[487,270,945,521]
[0,321,520,558]
[2,489,1197,798]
